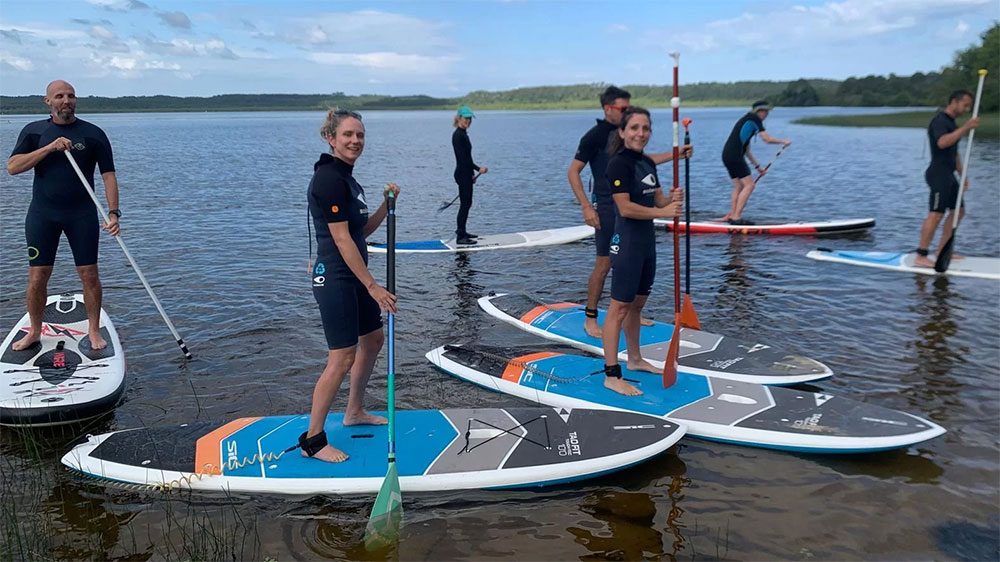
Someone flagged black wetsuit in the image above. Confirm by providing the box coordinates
[607,148,660,303]
[9,118,115,266]
[573,119,618,256]
[925,111,962,212]
[452,127,479,237]
[721,112,765,179]
[307,153,381,349]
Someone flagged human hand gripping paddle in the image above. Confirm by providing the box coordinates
[365,189,402,550]
[437,172,483,212]
[936,68,988,273]
[63,150,192,360]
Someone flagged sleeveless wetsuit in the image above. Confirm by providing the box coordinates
[307,153,382,349]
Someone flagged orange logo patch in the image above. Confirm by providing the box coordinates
[331,205,339,213]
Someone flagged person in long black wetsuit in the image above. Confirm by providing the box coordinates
[6,80,121,353]
[452,105,488,245]
[568,86,692,338]
[719,100,790,225]
[914,90,979,268]
[601,107,683,397]
[301,109,400,464]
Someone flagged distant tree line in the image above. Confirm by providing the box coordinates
[2,23,994,115]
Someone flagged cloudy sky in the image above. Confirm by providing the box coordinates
[0,0,996,97]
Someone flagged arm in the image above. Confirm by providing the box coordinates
[7,137,72,176]
[653,186,682,208]
[612,191,682,220]
[567,159,599,228]
[647,145,693,165]
[937,118,980,150]
[329,222,397,312]
[101,171,121,236]
[744,147,760,169]
[362,183,401,237]
[759,131,790,146]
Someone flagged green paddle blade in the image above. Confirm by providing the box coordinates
[364,461,402,550]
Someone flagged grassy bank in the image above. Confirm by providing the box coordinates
[794,111,1000,139]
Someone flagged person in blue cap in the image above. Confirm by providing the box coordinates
[451,105,488,245]
[719,100,790,225]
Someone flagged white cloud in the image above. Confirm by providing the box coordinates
[0,52,33,70]
[956,20,970,34]
[90,25,115,40]
[86,0,150,12]
[308,51,457,74]
[282,10,453,52]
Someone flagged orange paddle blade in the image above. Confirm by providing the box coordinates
[680,293,700,330]
[662,314,681,388]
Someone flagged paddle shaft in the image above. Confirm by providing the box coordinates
[683,124,691,295]
[63,150,192,359]
[754,145,786,185]
[950,71,986,230]
[670,52,681,315]
[386,191,397,459]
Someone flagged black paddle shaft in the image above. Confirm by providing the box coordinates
[387,193,396,293]
[683,128,691,295]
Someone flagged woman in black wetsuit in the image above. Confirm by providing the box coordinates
[452,105,488,245]
[602,107,683,396]
[301,108,400,463]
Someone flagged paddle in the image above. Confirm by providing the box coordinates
[663,52,681,389]
[365,189,402,550]
[936,68,988,273]
[437,172,482,212]
[63,151,192,360]
[680,118,700,330]
[753,144,787,185]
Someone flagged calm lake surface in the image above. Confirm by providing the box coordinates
[1,108,998,561]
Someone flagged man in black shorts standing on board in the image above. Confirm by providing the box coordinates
[914,90,979,268]
[719,100,790,225]
[568,86,690,338]
[7,80,121,351]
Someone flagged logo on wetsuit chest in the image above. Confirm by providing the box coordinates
[356,191,369,218]
[71,142,86,151]
[313,262,325,286]
[609,233,620,255]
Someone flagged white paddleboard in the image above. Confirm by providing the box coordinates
[807,249,1000,281]
[368,225,594,254]
[1,293,125,427]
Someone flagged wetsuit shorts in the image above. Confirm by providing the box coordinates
[610,240,656,303]
[25,206,99,267]
[312,277,383,350]
[925,169,962,213]
[722,154,752,180]
[594,200,616,257]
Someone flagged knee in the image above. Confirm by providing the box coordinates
[27,267,53,287]
[326,349,356,374]
[361,328,384,350]
[77,265,101,286]
[595,259,612,276]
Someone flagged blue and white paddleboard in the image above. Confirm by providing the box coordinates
[61,407,684,494]
[1,293,125,427]
[480,293,832,385]
[807,249,1000,281]
[427,344,945,454]
[368,225,593,254]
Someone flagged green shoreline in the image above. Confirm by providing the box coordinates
[794,111,1000,139]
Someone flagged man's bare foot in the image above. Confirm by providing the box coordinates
[604,376,642,396]
[913,256,935,268]
[344,411,388,426]
[584,319,603,338]
[302,444,349,463]
[12,330,40,351]
[713,214,731,222]
[639,316,654,327]
[88,332,108,350]
[626,359,661,374]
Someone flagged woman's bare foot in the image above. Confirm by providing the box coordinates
[913,256,935,268]
[713,214,731,222]
[584,318,603,338]
[88,332,108,350]
[302,444,349,463]
[639,316,654,327]
[626,358,661,374]
[11,331,40,351]
[604,377,642,396]
[344,411,388,426]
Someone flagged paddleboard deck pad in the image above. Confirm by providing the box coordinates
[653,218,875,235]
[1,293,125,427]
[368,225,593,253]
[61,407,684,493]
[428,344,945,454]
[807,249,1000,281]
[480,293,831,385]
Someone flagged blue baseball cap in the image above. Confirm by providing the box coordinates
[457,105,475,118]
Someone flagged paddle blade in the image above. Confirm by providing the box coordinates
[365,461,402,551]
[662,314,680,388]
[935,227,958,273]
[680,294,700,330]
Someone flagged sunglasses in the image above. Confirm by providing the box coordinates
[334,109,362,120]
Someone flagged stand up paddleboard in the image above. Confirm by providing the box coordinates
[807,249,1000,281]
[427,345,945,454]
[480,293,831,385]
[652,218,875,235]
[61,407,684,493]
[1,293,125,427]
[368,225,593,254]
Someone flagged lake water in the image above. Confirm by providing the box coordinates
[1,107,998,561]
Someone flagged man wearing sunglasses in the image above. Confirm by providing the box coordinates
[568,86,691,338]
